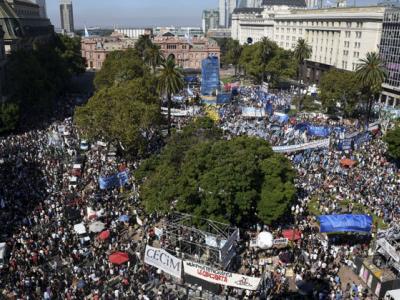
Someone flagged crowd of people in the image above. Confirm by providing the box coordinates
[0,84,399,299]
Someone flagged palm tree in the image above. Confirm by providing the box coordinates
[259,37,275,83]
[294,38,312,83]
[144,44,163,74]
[135,35,153,57]
[157,56,184,136]
[356,52,387,125]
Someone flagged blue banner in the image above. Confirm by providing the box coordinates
[354,132,371,147]
[318,214,372,233]
[307,126,330,137]
[337,138,353,151]
[99,170,129,190]
[217,93,231,104]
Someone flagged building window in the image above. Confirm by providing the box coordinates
[343,50,348,56]
[344,41,349,48]
[354,42,360,48]
[346,22,352,28]
[356,31,362,38]
[345,31,351,38]
[353,51,359,58]
[299,29,303,34]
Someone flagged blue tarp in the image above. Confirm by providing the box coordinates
[318,214,372,233]
[99,170,129,190]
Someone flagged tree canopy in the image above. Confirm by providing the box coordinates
[384,124,400,161]
[136,118,295,226]
[93,49,150,90]
[74,76,160,156]
[1,34,85,133]
[319,69,360,116]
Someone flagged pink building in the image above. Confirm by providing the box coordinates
[153,35,220,70]
[81,33,136,70]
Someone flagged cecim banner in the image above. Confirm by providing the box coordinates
[183,261,261,290]
[144,245,182,279]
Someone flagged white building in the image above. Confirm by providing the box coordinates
[232,2,386,82]
[114,28,152,39]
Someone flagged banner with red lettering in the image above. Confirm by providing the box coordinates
[144,245,182,279]
[183,261,261,290]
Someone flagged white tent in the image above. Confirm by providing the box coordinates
[74,223,86,235]
[256,231,273,249]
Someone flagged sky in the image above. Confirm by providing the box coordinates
[46,0,378,29]
[47,0,218,29]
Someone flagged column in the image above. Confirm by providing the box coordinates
[393,97,398,108]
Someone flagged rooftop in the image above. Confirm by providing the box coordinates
[233,7,264,14]
[262,0,306,7]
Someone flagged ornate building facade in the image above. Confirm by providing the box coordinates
[0,0,53,53]
[153,35,220,70]
[81,32,136,70]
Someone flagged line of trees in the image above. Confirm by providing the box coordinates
[0,34,85,133]
[218,37,312,86]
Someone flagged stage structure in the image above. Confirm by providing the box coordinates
[162,213,239,269]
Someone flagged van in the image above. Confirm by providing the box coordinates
[0,242,7,269]
[385,289,400,300]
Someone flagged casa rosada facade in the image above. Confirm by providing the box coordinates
[81,34,221,71]
[153,36,220,70]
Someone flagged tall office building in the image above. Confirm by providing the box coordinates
[60,0,74,34]
[35,0,47,18]
[379,7,400,107]
[219,0,238,27]
[202,9,220,34]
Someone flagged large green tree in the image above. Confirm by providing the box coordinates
[384,124,400,161]
[265,48,297,85]
[356,52,387,124]
[137,119,295,226]
[74,77,161,156]
[157,56,184,136]
[94,49,149,90]
[2,34,90,132]
[319,69,360,116]
[294,38,312,82]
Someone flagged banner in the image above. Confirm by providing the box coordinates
[183,261,261,290]
[272,138,330,153]
[144,245,182,279]
[99,170,129,190]
[307,125,330,137]
[273,238,289,247]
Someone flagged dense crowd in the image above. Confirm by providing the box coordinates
[0,86,399,300]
